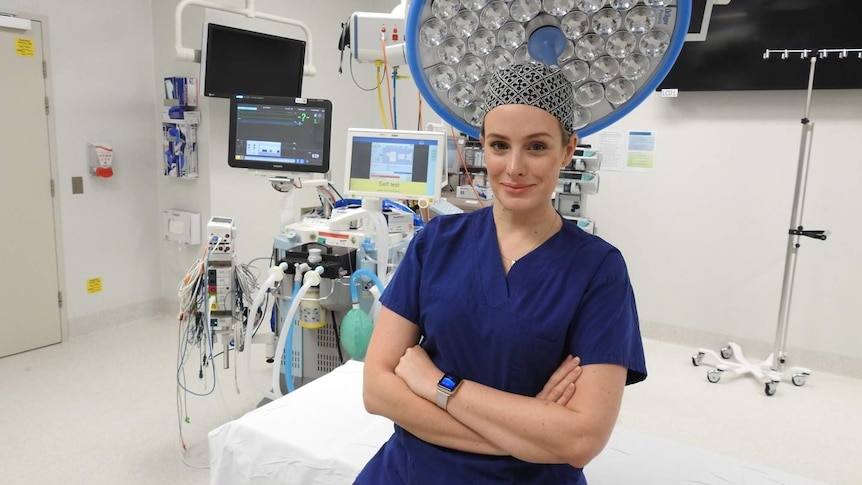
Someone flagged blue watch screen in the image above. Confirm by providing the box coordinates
[440,375,458,390]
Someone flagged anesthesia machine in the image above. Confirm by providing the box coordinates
[177,92,448,405]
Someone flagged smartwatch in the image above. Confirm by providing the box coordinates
[435,373,463,410]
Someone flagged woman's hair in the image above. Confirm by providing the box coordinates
[481,62,576,139]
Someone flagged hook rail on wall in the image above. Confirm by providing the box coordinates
[763,47,862,60]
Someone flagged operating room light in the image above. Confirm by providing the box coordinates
[406,0,691,138]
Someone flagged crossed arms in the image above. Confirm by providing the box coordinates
[362,306,628,469]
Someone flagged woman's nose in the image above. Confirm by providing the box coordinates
[506,150,525,176]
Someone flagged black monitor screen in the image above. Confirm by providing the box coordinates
[201,23,305,98]
[228,95,332,174]
[658,0,862,91]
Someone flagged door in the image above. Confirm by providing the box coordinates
[0,18,63,357]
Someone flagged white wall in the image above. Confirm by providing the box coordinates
[151,0,209,310]
[1,0,162,327]
[582,88,862,362]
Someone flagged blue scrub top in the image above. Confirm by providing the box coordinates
[355,207,646,485]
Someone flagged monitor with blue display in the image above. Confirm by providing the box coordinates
[228,95,332,173]
[343,128,445,205]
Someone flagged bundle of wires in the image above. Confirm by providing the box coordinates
[233,256,273,351]
[175,237,271,455]
[175,236,220,455]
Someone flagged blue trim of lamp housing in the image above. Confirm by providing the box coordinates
[405,1,692,140]
[405,3,477,138]
[579,2,691,139]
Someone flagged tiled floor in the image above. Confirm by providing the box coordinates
[0,316,857,485]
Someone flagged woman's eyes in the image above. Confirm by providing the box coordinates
[488,141,547,151]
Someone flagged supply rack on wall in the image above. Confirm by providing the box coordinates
[162,76,200,179]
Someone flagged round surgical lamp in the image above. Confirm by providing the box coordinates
[405,0,691,139]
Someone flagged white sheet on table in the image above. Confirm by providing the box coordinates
[209,360,830,485]
[209,360,392,485]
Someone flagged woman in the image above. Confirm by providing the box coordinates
[355,62,646,484]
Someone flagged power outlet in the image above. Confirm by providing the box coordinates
[71,176,84,194]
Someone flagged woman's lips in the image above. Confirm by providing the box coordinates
[501,182,532,193]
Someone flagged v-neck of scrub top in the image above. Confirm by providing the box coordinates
[474,208,561,306]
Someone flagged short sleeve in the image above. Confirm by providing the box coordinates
[570,249,647,385]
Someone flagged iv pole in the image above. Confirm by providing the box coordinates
[770,55,828,372]
[691,51,841,396]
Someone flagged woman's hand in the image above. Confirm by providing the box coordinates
[394,344,442,402]
[535,355,582,406]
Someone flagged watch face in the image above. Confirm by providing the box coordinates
[439,374,460,391]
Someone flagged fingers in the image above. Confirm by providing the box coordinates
[556,381,576,406]
[536,355,581,401]
[558,365,581,405]
[566,360,583,385]
[547,364,581,403]
[547,355,579,384]
[536,355,575,397]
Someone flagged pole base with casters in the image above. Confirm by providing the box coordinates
[692,343,811,396]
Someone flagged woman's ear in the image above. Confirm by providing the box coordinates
[563,134,578,166]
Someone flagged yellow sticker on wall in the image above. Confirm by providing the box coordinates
[87,278,103,294]
[15,38,35,57]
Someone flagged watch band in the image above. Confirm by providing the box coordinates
[435,373,462,410]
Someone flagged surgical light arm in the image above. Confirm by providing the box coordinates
[685,0,732,42]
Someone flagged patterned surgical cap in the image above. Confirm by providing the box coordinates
[483,62,575,135]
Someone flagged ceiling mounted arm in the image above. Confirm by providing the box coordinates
[685,0,731,42]
[174,0,316,76]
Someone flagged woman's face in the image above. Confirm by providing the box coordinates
[481,104,577,214]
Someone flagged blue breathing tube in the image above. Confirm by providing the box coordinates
[283,280,301,394]
[350,269,386,303]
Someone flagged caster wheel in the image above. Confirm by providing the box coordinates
[706,369,722,383]
[791,372,809,387]
[765,381,778,396]
[692,352,704,366]
[720,346,733,359]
